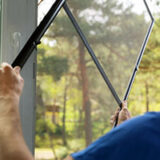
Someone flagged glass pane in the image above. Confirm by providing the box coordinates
[67,0,152,100]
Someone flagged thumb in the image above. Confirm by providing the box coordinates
[122,101,127,109]
[13,66,21,74]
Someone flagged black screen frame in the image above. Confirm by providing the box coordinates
[12,0,154,108]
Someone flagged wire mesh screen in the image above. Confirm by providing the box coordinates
[44,7,118,136]
[35,0,153,159]
[66,0,152,100]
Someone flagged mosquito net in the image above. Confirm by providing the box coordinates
[35,0,153,153]
[66,0,153,101]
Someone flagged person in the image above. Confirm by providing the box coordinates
[0,62,131,160]
[69,112,160,160]
[64,102,131,160]
[2,62,160,160]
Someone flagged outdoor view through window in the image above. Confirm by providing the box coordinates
[35,0,155,159]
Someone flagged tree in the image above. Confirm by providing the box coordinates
[45,0,150,146]
[128,20,160,113]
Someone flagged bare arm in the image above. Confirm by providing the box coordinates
[0,63,33,160]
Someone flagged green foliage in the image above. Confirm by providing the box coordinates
[56,146,68,159]
[37,48,69,81]
[35,1,160,159]
[128,19,160,114]
[35,133,51,148]
[36,119,55,137]
[140,20,160,73]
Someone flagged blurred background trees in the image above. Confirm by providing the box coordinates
[35,0,160,159]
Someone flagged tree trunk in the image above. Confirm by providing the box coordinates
[77,108,83,138]
[62,83,68,146]
[36,85,45,119]
[145,82,149,112]
[49,137,58,160]
[78,40,92,146]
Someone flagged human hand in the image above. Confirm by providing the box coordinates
[0,63,34,160]
[0,63,24,135]
[64,155,74,160]
[0,63,24,99]
[110,101,131,126]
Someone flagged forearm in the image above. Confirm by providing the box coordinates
[0,133,33,160]
[0,98,34,160]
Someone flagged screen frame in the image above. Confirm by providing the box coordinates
[13,0,154,107]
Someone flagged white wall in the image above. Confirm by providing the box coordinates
[1,0,37,153]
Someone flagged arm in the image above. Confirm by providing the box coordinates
[0,63,33,160]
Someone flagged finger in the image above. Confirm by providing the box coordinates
[13,66,21,74]
[120,107,131,120]
[110,115,115,121]
[114,107,120,114]
[110,116,116,124]
[121,106,128,115]
[112,108,120,120]
[122,106,128,112]
[123,107,131,118]
[121,101,127,109]
[1,63,12,73]
[1,62,12,68]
